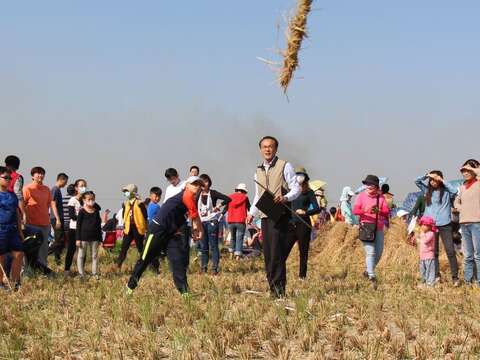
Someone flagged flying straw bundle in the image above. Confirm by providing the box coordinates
[279,0,313,93]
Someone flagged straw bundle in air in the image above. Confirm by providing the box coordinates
[279,0,313,93]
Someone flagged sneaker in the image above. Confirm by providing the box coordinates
[125,285,134,296]
[369,276,378,290]
[13,282,21,292]
[93,274,100,280]
[181,292,192,301]
[362,271,369,279]
[453,279,461,287]
[434,277,441,284]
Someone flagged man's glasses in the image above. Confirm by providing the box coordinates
[0,176,12,181]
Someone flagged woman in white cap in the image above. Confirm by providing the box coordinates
[285,167,321,279]
[227,183,251,259]
[339,186,357,225]
[117,184,148,271]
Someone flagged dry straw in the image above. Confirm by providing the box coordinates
[279,0,313,93]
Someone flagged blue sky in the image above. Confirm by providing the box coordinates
[1,1,479,210]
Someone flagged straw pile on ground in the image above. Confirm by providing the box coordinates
[306,218,420,270]
[4,219,480,358]
[279,0,313,93]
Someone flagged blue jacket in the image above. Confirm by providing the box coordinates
[0,191,18,231]
[415,175,457,227]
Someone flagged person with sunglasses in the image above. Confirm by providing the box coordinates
[0,166,24,290]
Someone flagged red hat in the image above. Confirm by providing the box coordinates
[419,216,437,232]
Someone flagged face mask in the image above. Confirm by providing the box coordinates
[123,191,131,199]
[296,175,306,184]
[85,200,95,207]
[79,187,87,195]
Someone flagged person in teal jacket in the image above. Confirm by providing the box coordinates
[340,186,358,225]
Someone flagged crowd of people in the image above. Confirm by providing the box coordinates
[1,140,479,298]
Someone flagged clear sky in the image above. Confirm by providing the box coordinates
[1,1,479,210]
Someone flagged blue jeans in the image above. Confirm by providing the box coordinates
[229,223,246,256]
[461,223,480,284]
[420,259,436,285]
[200,221,220,272]
[361,230,384,278]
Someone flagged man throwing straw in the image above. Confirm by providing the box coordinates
[247,136,301,298]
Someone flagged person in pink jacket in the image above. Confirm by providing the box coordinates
[353,175,390,287]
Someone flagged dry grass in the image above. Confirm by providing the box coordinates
[279,0,313,94]
[2,218,480,359]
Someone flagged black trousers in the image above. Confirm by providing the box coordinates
[64,229,77,271]
[261,216,290,297]
[128,222,190,293]
[286,220,311,278]
[117,225,144,267]
[49,221,66,258]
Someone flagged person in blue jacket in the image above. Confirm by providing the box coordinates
[415,170,459,286]
[0,166,24,290]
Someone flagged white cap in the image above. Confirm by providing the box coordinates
[396,209,409,218]
[185,176,204,185]
[235,183,248,193]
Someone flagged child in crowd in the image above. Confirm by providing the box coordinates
[0,167,24,290]
[76,191,102,278]
[117,184,148,270]
[417,216,437,287]
[147,187,162,222]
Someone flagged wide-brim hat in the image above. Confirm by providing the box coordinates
[362,175,380,187]
[235,183,248,193]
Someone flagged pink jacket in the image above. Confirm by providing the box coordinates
[418,231,435,260]
[353,191,390,230]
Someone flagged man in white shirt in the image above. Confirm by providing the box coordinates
[164,168,185,203]
[246,136,301,298]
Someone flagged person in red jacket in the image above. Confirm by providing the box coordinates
[227,184,250,259]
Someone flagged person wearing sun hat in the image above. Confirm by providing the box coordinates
[339,186,357,225]
[285,167,320,279]
[227,183,251,259]
[116,183,148,271]
[126,176,204,296]
[417,216,437,287]
[454,159,480,286]
[353,175,390,288]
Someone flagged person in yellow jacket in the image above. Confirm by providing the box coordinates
[117,184,148,270]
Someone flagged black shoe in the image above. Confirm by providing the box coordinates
[363,271,369,279]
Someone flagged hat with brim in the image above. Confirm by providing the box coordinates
[122,184,138,194]
[185,176,204,185]
[396,209,409,218]
[295,166,310,182]
[362,175,380,187]
[235,183,248,193]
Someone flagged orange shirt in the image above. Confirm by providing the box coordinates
[23,182,52,226]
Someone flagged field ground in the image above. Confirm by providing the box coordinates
[1,219,480,359]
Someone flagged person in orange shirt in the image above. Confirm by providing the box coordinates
[23,167,62,269]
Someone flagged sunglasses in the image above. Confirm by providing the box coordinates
[0,176,12,180]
